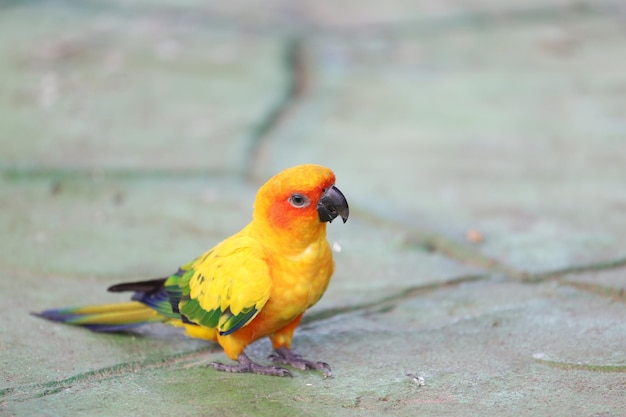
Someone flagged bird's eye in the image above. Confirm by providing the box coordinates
[288,193,310,208]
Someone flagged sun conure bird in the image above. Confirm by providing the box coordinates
[34,164,349,377]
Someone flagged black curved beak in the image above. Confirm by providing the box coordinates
[317,185,349,223]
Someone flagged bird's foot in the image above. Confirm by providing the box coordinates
[208,353,292,377]
[268,347,332,377]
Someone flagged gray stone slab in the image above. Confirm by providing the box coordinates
[254,14,626,274]
[2,2,625,416]
[315,217,486,312]
[0,5,283,173]
[0,176,252,389]
[5,280,624,416]
[561,267,626,303]
[301,280,626,415]
[0,177,255,279]
[0,173,482,390]
[154,0,616,30]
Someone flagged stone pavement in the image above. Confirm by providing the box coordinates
[1,1,625,416]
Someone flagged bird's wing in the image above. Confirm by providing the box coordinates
[177,233,271,336]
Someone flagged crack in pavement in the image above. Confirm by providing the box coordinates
[403,232,527,281]
[405,230,626,301]
[529,257,626,283]
[0,346,218,403]
[243,36,309,181]
[3,254,623,401]
[0,36,308,184]
[558,280,626,304]
[533,356,626,373]
[403,225,626,284]
[1,274,486,402]
[0,165,233,182]
[302,273,489,325]
[4,4,626,406]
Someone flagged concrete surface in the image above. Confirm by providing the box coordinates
[1,1,625,416]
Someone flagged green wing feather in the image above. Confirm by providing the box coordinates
[35,236,271,335]
[178,233,271,335]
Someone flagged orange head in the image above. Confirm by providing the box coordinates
[251,164,349,251]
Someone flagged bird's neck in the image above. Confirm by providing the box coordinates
[246,220,328,259]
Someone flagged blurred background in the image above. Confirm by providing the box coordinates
[2,1,625,415]
[2,0,625,279]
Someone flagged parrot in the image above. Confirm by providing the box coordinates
[33,164,349,377]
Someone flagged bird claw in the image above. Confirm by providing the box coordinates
[268,347,333,378]
[207,353,293,377]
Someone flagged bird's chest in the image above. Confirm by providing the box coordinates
[265,243,333,322]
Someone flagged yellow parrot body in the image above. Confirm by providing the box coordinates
[34,164,349,377]
[179,222,333,360]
